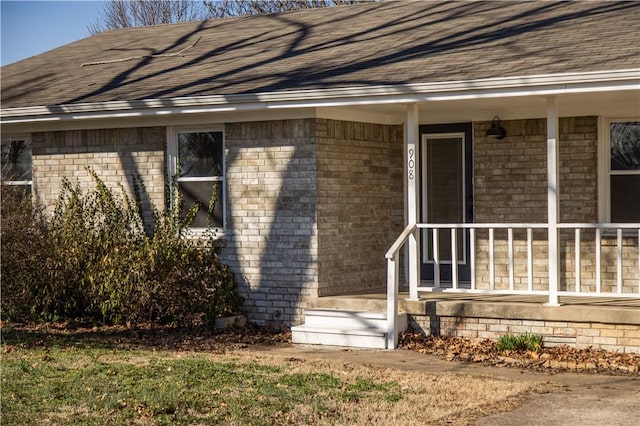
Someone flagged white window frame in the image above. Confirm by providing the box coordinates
[167,126,226,235]
[598,117,640,224]
[1,133,32,190]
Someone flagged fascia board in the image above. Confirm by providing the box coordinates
[2,69,639,124]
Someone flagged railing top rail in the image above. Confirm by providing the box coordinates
[557,223,640,229]
[385,223,416,259]
[415,223,640,229]
[416,223,548,229]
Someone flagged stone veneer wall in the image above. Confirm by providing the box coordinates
[223,120,319,326]
[473,116,638,292]
[31,127,166,221]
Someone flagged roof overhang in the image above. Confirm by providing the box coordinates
[2,69,639,124]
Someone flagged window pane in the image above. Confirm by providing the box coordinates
[178,132,223,177]
[1,140,32,181]
[178,181,223,228]
[610,175,640,222]
[610,122,640,171]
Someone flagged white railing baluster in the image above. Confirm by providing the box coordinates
[386,253,399,349]
[433,228,440,289]
[617,228,623,294]
[391,223,639,325]
[575,228,581,293]
[596,227,602,294]
[527,228,533,292]
[451,228,458,289]
[508,228,514,291]
[470,228,476,290]
[489,227,495,290]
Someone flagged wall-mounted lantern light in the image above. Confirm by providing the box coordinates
[486,116,507,140]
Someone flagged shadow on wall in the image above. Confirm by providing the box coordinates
[222,120,318,327]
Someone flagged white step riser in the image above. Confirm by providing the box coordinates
[291,310,409,349]
[304,315,388,330]
[304,312,407,332]
[292,328,387,349]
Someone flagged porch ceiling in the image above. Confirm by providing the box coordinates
[322,89,640,124]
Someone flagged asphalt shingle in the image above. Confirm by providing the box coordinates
[1,1,639,108]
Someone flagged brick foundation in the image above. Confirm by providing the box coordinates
[409,315,640,354]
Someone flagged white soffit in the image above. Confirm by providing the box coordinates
[1,69,639,124]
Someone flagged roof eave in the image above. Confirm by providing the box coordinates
[2,69,639,124]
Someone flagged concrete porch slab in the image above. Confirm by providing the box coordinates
[310,291,640,326]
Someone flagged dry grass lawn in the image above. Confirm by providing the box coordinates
[2,340,554,425]
[219,351,553,425]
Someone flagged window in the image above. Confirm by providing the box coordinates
[601,120,640,223]
[1,135,32,193]
[168,128,224,230]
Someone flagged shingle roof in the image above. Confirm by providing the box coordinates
[2,1,639,109]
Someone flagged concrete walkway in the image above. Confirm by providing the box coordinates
[251,344,640,426]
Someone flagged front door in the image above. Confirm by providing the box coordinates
[420,123,473,284]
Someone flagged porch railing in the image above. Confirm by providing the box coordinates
[385,222,640,349]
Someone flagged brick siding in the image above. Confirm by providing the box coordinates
[31,127,166,224]
[223,118,404,325]
[316,119,404,296]
[223,120,319,326]
[473,117,639,292]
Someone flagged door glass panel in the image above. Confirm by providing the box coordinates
[424,136,464,262]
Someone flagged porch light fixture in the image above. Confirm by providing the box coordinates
[486,116,507,140]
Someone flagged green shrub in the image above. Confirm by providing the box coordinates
[1,168,242,326]
[496,333,543,352]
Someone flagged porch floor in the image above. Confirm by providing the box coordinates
[310,289,640,326]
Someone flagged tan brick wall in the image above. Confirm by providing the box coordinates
[315,119,404,296]
[410,315,640,354]
[473,116,639,292]
[223,119,319,326]
[31,127,166,221]
[474,116,597,223]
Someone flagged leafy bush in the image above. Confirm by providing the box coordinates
[1,169,242,326]
[0,187,54,320]
[497,333,543,352]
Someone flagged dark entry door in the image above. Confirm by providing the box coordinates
[420,123,473,284]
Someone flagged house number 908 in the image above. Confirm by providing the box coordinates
[408,148,415,180]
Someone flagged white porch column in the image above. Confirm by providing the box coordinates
[406,103,420,300]
[546,96,560,306]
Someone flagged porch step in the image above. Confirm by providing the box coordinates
[291,309,408,349]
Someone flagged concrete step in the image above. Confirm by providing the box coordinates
[291,309,408,349]
[291,324,388,349]
[301,309,389,330]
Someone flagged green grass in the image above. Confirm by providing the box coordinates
[1,331,403,425]
[497,333,543,352]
